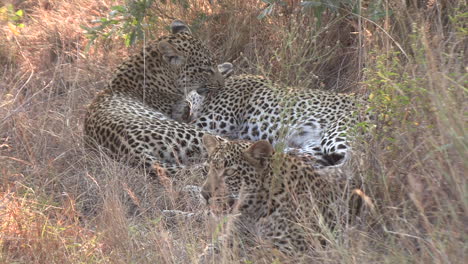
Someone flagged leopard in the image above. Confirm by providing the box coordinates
[198,134,365,261]
[83,20,232,176]
[180,74,370,167]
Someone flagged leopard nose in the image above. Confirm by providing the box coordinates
[201,190,211,203]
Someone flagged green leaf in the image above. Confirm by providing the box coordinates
[124,34,131,47]
[80,25,91,31]
[111,5,126,13]
[15,9,23,17]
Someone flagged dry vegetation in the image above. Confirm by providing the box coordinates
[0,0,466,263]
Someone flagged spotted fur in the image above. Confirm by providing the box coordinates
[199,135,357,259]
[171,62,234,123]
[185,74,369,166]
[84,20,232,175]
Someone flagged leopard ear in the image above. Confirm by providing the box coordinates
[217,62,233,78]
[243,140,274,168]
[158,40,186,66]
[171,20,191,34]
[203,134,221,155]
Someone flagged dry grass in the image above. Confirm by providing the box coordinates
[1,0,466,263]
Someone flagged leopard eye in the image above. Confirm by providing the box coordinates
[224,168,236,176]
[199,67,215,74]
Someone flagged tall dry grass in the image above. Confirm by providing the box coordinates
[0,0,466,263]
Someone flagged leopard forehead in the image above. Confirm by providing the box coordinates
[209,141,249,168]
[159,32,214,62]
